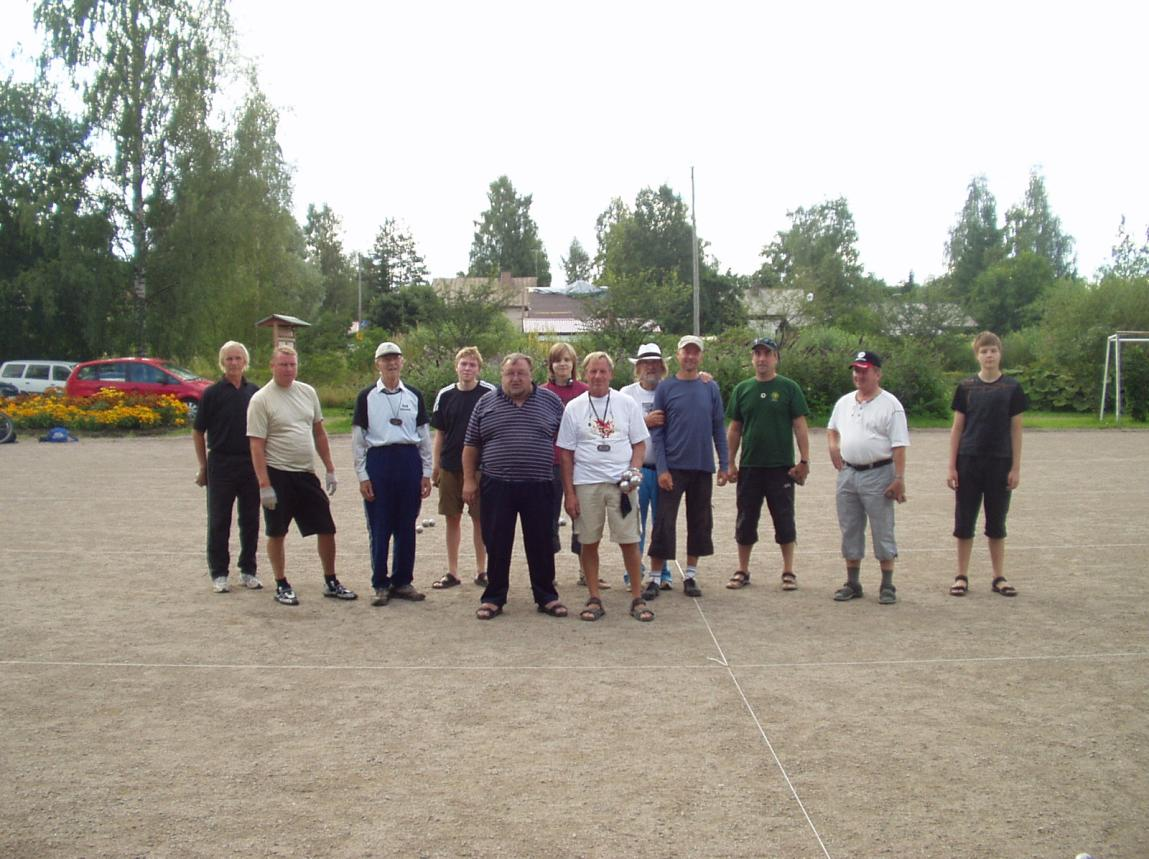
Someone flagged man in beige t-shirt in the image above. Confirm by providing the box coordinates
[247,346,357,606]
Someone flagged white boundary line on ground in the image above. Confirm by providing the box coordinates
[3,651,1144,673]
[692,597,833,859]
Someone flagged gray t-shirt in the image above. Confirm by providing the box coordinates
[247,380,324,473]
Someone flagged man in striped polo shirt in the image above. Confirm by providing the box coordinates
[462,353,568,620]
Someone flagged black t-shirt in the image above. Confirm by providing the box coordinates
[430,381,495,471]
[952,375,1028,459]
[195,376,260,455]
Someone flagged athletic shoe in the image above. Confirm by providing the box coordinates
[240,573,263,590]
[212,577,229,593]
[371,588,391,606]
[275,585,299,606]
[683,577,703,598]
[641,580,661,601]
[323,579,358,600]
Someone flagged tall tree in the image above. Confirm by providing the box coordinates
[34,0,233,351]
[561,238,592,284]
[757,197,884,333]
[945,176,1005,304]
[0,77,128,358]
[1005,169,1076,279]
[303,203,356,319]
[593,185,743,333]
[1099,216,1149,281]
[967,252,1053,334]
[367,218,429,294]
[144,80,319,357]
[468,175,551,287]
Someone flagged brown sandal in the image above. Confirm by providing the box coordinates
[781,571,798,591]
[726,570,751,589]
[630,598,654,622]
[950,575,968,596]
[579,597,605,621]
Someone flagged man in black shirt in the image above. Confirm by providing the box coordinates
[194,341,262,593]
[429,347,495,588]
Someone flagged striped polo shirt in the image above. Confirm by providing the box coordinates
[464,384,563,482]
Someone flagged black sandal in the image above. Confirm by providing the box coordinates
[630,598,654,622]
[992,576,1018,597]
[537,600,568,617]
[432,574,462,589]
[949,575,968,596]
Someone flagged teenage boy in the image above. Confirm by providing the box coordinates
[946,331,1027,597]
[430,347,495,589]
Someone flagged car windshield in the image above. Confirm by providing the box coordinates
[159,362,203,381]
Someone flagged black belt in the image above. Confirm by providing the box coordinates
[843,458,893,471]
[641,465,657,471]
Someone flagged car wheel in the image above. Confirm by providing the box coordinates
[182,398,199,423]
[0,411,15,444]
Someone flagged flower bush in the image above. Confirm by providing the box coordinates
[3,388,189,431]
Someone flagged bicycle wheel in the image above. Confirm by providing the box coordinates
[0,411,14,444]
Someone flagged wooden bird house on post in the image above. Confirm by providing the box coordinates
[256,314,311,351]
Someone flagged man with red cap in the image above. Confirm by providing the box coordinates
[826,350,909,605]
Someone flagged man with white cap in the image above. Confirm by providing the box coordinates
[619,343,673,589]
[645,335,729,600]
[352,341,434,607]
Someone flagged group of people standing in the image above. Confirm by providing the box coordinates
[193,330,1026,618]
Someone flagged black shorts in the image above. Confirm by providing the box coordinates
[263,467,337,538]
[953,455,1012,540]
[735,466,797,546]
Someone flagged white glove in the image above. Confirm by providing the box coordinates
[325,471,338,496]
[260,486,278,510]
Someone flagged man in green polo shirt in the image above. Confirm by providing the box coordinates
[724,338,811,592]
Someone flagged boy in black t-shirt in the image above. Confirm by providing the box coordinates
[946,331,1028,597]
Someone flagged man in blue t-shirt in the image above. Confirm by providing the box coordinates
[645,336,730,601]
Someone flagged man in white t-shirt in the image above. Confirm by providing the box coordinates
[826,350,909,605]
[558,352,654,622]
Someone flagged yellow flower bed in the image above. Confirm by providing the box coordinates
[3,388,189,431]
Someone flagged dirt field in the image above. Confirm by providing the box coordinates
[1,428,1146,858]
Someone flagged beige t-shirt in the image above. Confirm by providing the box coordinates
[247,380,324,473]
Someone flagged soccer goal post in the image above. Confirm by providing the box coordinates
[1099,331,1149,421]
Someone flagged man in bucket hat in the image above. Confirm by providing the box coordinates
[619,343,673,589]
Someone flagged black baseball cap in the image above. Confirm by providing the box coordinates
[849,350,882,369]
[750,338,779,352]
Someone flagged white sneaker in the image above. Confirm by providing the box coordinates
[212,577,229,593]
[241,573,263,590]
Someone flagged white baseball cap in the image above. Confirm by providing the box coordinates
[374,341,402,358]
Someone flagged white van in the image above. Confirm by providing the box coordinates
[0,360,76,395]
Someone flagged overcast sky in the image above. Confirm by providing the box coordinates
[5,1,1148,285]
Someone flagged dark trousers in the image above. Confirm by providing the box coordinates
[953,454,1013,539]
[480,475,558,608]
[364,445,422,590]
[648,469,714,560]
[206,452,260,577]
[735,466,797,546]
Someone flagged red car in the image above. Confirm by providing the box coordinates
[65,358,211,420]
